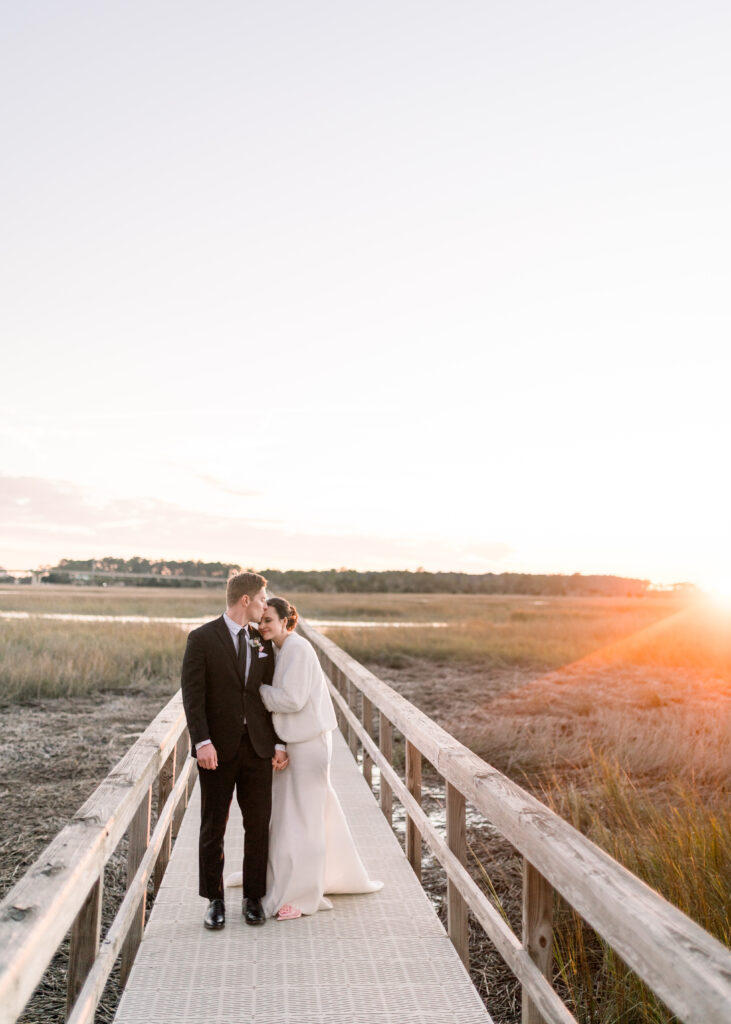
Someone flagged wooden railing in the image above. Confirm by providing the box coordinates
[299,619,731,1024]
[0,692,195,1024]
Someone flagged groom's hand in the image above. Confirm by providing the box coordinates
[272,749,289,772]
[196,742,218,770]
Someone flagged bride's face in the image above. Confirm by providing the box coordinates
[258,606,288,643]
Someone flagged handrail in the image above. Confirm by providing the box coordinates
[298,619,731,1024]
[66,759,195,1024]
[0,692,193,1024]
[330,681,576,1024]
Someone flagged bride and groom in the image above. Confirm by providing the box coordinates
[180,571,382,929]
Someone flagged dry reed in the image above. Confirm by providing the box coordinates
[326,596,688,669]
[0,619,185,701]
[0,584,222,618]
[543,756,730,1024]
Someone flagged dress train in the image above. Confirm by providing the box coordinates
[226,731,382,916]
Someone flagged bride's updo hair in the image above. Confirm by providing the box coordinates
[266,597,298,631]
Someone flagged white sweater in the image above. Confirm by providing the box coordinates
[258,631,337,742]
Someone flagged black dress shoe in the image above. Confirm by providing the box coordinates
[243,897,265,926]
[204,898,225,930]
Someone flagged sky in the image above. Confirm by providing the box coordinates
[2,2,730,588]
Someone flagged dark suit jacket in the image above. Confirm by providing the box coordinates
[181,616,279,761]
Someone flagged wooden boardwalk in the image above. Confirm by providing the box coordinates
[3,622,730,1024]
[113,731,492,1024]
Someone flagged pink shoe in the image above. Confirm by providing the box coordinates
[276,904,302,920]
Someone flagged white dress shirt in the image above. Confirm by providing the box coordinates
[224,611,251,675]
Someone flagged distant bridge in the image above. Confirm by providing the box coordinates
[0,621,729,1023]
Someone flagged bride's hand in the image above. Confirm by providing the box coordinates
[272,750,289,772]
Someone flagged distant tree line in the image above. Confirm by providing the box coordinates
[0,569,28,584]
[263,569,652,596]
[43,557,237,587]
[37,558,655,597]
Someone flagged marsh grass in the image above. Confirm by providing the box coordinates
[542,756,731,1024]
[296,592,686,632]
[546,757,730,942]
[460,601,731,788]
[0,586,686,626]
[464,697,730,795]
[0,619,185,701]
[0,585,223,618]
[326,596,688,669]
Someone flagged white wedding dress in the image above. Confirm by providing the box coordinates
[262,729,382,917]
[226,631,382,916]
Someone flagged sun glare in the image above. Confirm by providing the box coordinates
[702,578,731,610]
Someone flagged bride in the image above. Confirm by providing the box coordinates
[227,597,382,919]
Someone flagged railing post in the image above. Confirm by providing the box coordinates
[346,676,358,758]
[405,741,422,881]
[172,731,189,837]
[120,786,152,985]
[153,748,176,894]
[446,782,469,968]
[362,695,374,789]
[186,763,197,800]
[185,731,198,802]
[379,712,393,824]
[332,664,347,734]
[65,877,102,1018]
[522,859,554,1024]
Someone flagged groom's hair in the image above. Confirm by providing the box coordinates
[226,571,267,606]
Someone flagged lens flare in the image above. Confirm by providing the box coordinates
[702,578,731,609]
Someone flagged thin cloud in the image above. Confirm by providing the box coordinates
[0,474,516,573]
[195,474,263,499]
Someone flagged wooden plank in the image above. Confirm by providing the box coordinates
[405,741,422,881]
[327,681,577,1024]
[0,693,187,1024]
[447,782,469,968]
[66,759,195,1024]
[65,878,102,1018]
[362,694,374,789]
[303,622,459,769]
[186,763,197,800]
[113,733,495,1024]
[119,787,152,986]
[303,620,731,1024]
[379,712,393,825]
[332,664,346,733]
[172,731,189,838]
[522,860,554,1024]
[153,749,176,893]
[346,677,358,758]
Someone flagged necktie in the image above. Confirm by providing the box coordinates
[237,626,248,680]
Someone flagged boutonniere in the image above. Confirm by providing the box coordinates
[248,636,263,651]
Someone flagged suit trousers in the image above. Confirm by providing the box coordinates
[197,730,273,900]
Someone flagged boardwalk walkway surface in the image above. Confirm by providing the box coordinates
[113,731,492,1024]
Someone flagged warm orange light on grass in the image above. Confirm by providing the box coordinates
[474,599,731,725]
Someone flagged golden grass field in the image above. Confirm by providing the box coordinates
[322,592,731,1022]
[1,585,729,1024]
[0,618,185,700]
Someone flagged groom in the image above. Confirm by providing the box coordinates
[181,571,287,929]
